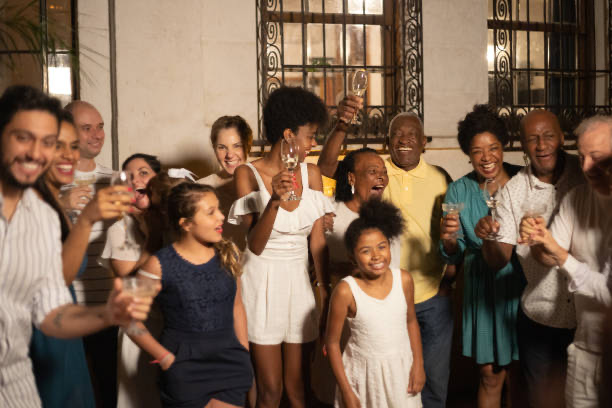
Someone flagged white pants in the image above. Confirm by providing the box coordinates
[566,343,601,408]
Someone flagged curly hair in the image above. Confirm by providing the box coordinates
[456,104,509,155]
[334,147,378,202]
[167,183,242,278]
[344,198,405,256]
[210,115,253,157]
[122,153,162,174]
[262,86,328,144]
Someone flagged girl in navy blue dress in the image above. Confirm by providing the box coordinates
[130,182,253,408]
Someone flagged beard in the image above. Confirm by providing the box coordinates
[0,158,46,190]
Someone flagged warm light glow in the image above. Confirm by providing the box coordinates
[48,67,72,95]
[487,45,495,71]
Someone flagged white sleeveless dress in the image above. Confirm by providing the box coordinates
[228,162,334,344]
[337,268,422,408]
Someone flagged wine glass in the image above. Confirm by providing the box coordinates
[350,69,368,125]
[281,138,301,201]
[482,178,500,241]
[442,202,465,239]
[520,201,549,246]
[111,171,135,250]
[121,276,158,336]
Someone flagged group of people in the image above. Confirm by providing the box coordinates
[0,82,611,408]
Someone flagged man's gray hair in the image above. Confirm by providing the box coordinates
[388,112,423,138]
[575,115,612,145]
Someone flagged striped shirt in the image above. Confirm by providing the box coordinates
[0,188,72,408]
[64,163,114,305]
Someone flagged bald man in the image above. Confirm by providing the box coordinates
[63,101,116,407]
[475,110,586,407]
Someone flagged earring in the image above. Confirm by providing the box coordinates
[351,184,355,195]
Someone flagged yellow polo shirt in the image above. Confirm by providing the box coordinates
[383,156,451,304]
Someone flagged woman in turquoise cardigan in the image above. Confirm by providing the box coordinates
[439,105,525,408]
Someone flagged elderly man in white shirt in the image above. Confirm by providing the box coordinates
[475,110,585,407]
[520,115,612,408]
[0,85,153,408]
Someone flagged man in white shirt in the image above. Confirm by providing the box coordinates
[519,114,612,407]
[475,110,585,407]
[64,100,116,407]
[0,85,152,408]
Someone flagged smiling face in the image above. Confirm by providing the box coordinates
[214,127,246,176]
[521,111,564,179]
[1,110,58,189]
[469,131,504,181]
[352,228,391,279]
[73,105,104,159]
[124,158,157,210]
[181,192,226,244]
[578,122,612,196]
[46,121,80,188]
[349,152,388,203]
[285,123,319,162]
[388,115,426,171]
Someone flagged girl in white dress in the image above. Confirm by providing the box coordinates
[326,199,425,408]
[229,86,333,407]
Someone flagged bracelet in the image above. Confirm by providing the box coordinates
[150,351,170,365]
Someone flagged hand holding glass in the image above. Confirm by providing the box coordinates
[280,139,301,201]
[350,69,368,125]
[122,276,157,336]
[520,201,548,246]
[442,202,465,239]
[111,171,135,250]
[482,179,499,241]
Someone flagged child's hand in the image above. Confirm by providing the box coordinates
[407,361,425,395]
[342,390,361,408]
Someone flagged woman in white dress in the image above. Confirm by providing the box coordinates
[101,153,161,408]
[229,86,333,407]
[197,115,252,251]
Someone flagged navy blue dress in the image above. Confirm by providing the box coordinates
[156,245,253,408]
[30,256,95,408]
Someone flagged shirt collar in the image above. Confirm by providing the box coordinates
[386,156,428,179]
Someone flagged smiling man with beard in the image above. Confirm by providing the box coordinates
[381,112,453,408]
[475,109,585,407]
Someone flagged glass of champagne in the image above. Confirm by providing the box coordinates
[281,138,301,201]
[111,171,135,250]
[482,178,499,241]
[442,202,465,239]
[121,276,158,336]
[351,69,368,125]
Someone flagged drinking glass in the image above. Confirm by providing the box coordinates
[442,202,465,239]
[121,276,158,336]
[111,171,135,250]
[482,178,500,240]
[520,201,549,246]
[350,69,368,125]
[281,138,301,201]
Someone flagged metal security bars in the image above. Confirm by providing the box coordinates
[255,0,423,152]
[488,0,612,148]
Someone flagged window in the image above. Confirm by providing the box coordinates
[0,0,78,106]
[488,0,611,146]
[255,0,423,151]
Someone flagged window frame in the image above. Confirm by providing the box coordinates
[255,0,424,154]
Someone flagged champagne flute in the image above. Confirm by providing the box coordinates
[442,202,465,239]
[121,276,157,336]
[111,171,135,250]
[350,69,368,125]
[281,138,301,201]
[482,178,499,240]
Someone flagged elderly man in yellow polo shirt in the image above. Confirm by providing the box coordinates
[382,112,453,408]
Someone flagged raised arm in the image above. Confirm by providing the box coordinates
[317,95,363,179]
[235,163,294,255]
